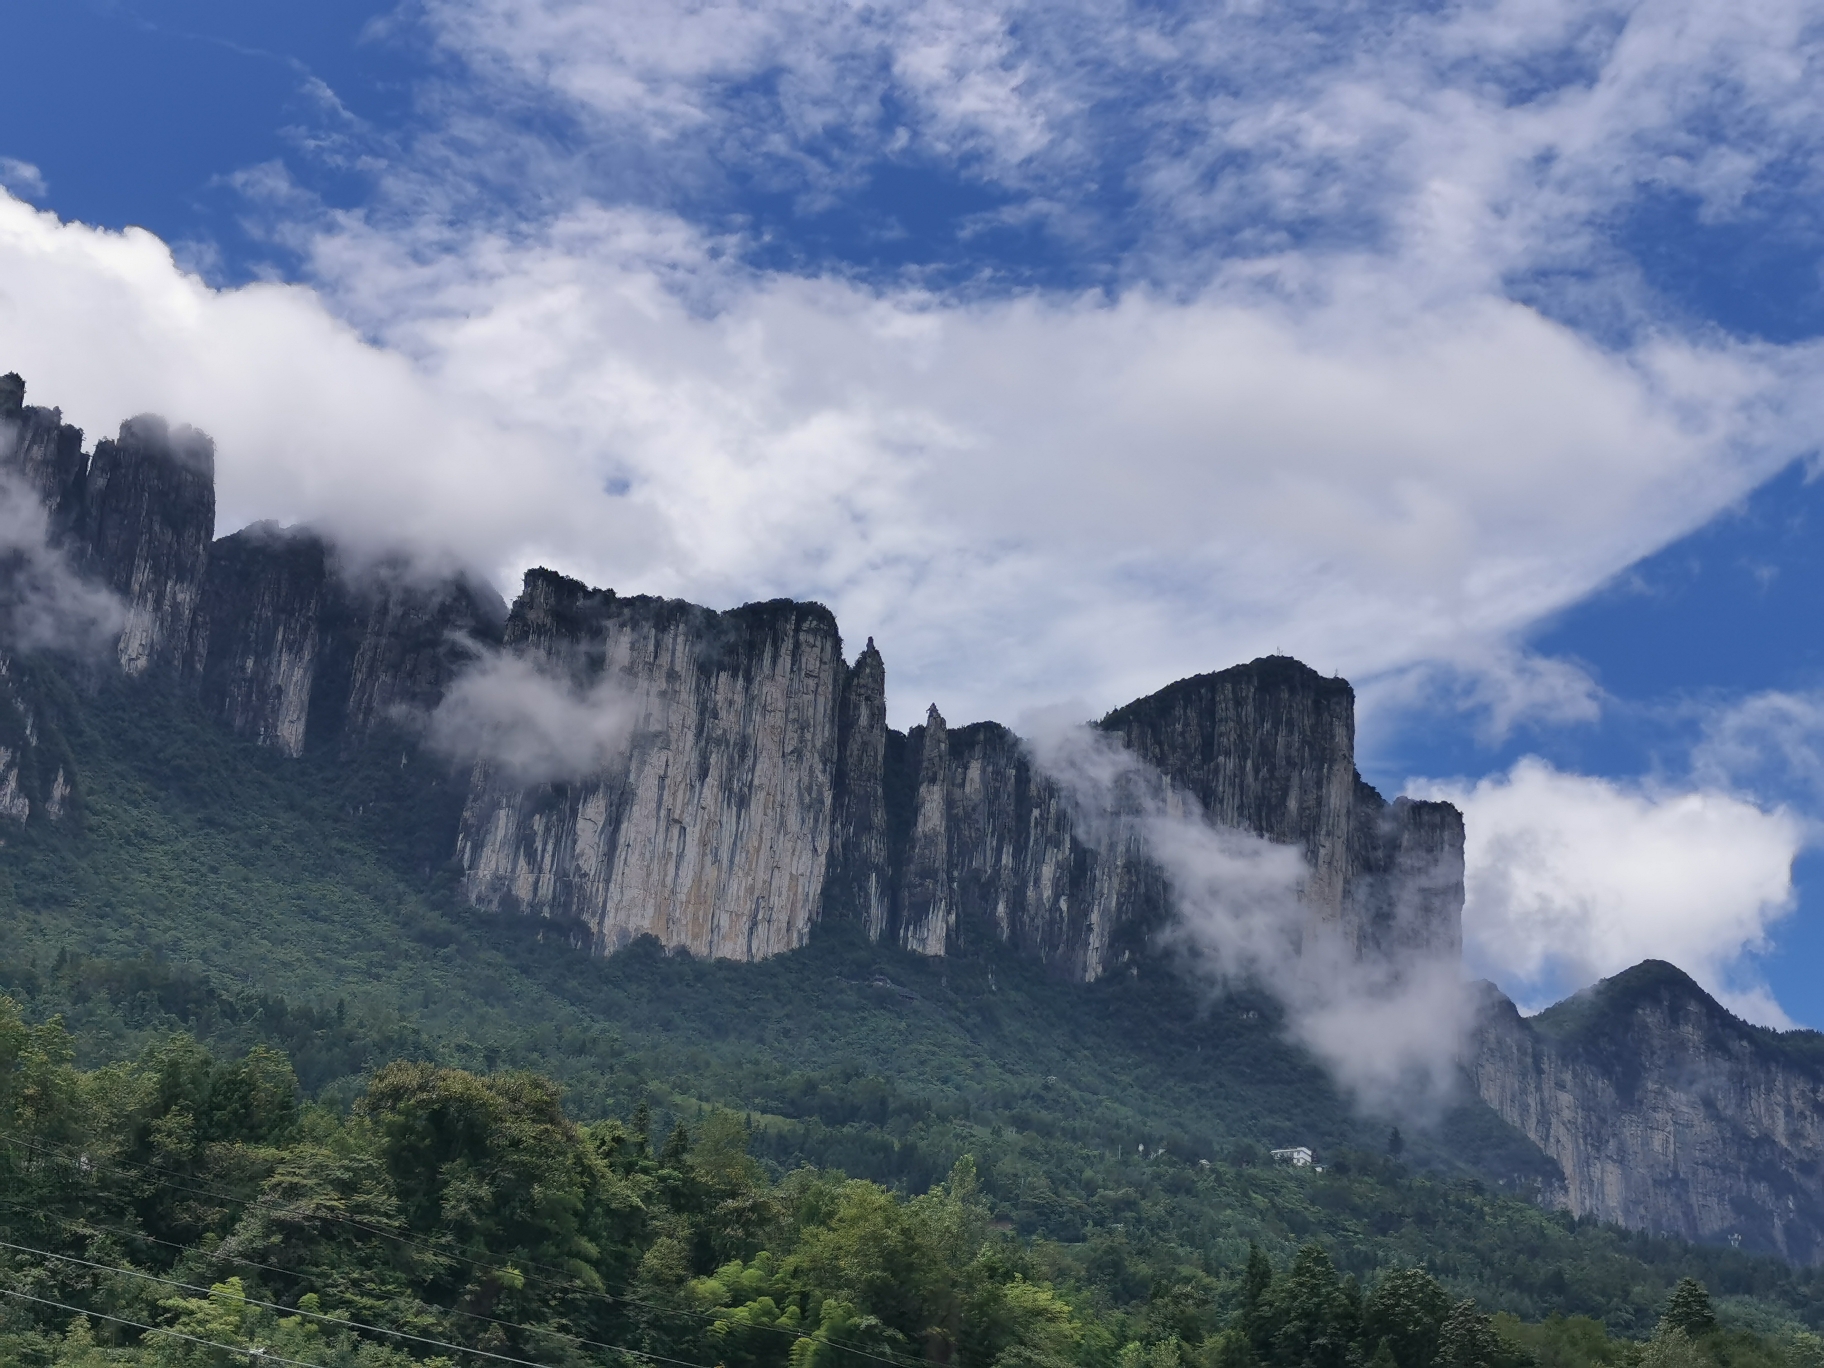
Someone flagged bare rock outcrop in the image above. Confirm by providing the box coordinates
[1470,962,1824,1264]
[836,657,1464,979]
[456,570,845,960]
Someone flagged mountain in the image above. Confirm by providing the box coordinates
[0,372,1461,982]
[5,373,1824,1278]
[1471,962,1824,1264]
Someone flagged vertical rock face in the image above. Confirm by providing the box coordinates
[884,718,1161,979]
[0,377,87,532]
[331,565,507,744]
[456,570,845,960]
[0,653,81,828]
[181,525,506,760]
[1101,658,1359,919]
[1470,963,1824,1265]
[188,523,328,758]
[898,707,954,955]
[847,656,1464,980]
[79,415,216,676]
[1347,785,1465,962]
[825,639,890,938]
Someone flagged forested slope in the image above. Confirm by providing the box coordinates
[3,667,1824,1365]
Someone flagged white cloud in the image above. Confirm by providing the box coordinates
[426,647,636,785]
[1414,758,1803,1024]
[0,159,46,203]
[0,195,657,587]
[406,0,1824,307]
[1694,689,1824,807]
[2,189,1817,731]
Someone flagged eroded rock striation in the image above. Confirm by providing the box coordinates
[456,570,845,959]
[1471,962,1824,1264]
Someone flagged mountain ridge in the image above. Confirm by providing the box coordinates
[6,373,1824,1272]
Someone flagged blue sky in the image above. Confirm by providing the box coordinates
[4,0,1823,1026]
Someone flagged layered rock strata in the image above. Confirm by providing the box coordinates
[1471,962,1824,1264]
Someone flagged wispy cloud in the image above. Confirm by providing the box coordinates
[1028,714,1470,1113]
[0,159,46,203]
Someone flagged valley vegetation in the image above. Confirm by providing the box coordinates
[3,998,1823,1368]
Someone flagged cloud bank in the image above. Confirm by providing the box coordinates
[3,190,1816,734]
[1415,759,1803,1025]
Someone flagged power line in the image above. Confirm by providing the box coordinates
[0,1284,332,1368]
[0,1199,710,1368]
[0,1235,569,1368]
[0,1130,923,1368]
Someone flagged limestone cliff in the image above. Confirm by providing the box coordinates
[1,380,215,677]
[0,375,87,534]
[824,639,890,939]
[456,570,845,960]
[188,523,328,757]
[0,375,503,761]
[183,522,505,759]
[1470,962,1824,1264]
[0,653,77,828]
[884,714,1159,978]
[79,414,216,677]
[844,657,1463,979]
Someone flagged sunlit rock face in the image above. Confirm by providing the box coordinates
[456,569,847,961]
[1471,963,1824,1265]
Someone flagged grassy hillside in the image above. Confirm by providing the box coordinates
[1,662,1822,1338]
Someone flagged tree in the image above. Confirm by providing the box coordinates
[1362,1268,1451,1368]
[1239,1243,1275,1358]
[1437,1300,1504,1368]
[1660,1279,1717,1338]
[1639,1326,1704,1368]
[1256,1245,1359,1368]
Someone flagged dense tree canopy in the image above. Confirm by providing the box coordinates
[4,998,1824,1368]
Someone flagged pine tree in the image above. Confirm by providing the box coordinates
[1363,1267,1451,1368]
[1661,1278,1717,1338]
[1437,1300,1503,1368]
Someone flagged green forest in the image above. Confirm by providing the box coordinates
[1,670,1824,1365]
[3,1001,1822,1368]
